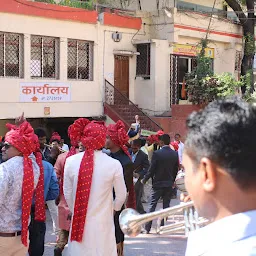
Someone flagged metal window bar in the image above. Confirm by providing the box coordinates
[76,40,79,79]
[0,32,23,78]
[67,39,93,81]
[3,33,5,77]
[89,42,94,81]
[235,51,242,72]
[19,34,24,78]
[41,37,44,78]
[31,35,59,79]
[136,44,150,78]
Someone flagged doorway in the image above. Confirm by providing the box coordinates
[170,55,197,104]
[114,55,129,98]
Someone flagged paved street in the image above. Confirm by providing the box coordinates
[43,199,187,256]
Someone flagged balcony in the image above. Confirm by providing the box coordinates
[34,0,94,10]
[176,0,239,24]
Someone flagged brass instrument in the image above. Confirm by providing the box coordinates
[119,201,209,237]
[44,143,67,153]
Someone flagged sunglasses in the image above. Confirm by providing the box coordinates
[3,142,12,149]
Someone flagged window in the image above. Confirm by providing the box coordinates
[0,32,24,78]
[136,43,150,78]
[30,35,59,79]
[235,51,242,72]
[67,39,93,80]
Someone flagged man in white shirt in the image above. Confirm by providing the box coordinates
[64,119,127,256]
[174,133,184,164]
[60,139,69,152]
[183,97,256,256]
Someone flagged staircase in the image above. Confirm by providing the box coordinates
[104,80,162,132]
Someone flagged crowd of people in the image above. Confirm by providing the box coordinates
[0,113,182,256]
[0,97,255,256]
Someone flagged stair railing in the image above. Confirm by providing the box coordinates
[105,79,163,132]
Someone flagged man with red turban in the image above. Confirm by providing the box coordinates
[63,119,126,256]
[0,121,40,256]
[54,118,86,256]
[105,120,135,256]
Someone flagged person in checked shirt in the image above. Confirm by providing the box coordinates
[0,121,40,256]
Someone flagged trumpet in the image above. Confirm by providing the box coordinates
[119,201,209,237]
[44,143,67,153]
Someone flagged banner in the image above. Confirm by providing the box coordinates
[20,82,71,102]
[173,44,214,58]
[141,129,157,137]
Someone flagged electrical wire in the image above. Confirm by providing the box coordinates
[205,0,217,40]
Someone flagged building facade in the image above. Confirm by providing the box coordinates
[0,0,245,136]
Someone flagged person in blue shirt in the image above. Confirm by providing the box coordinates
[127,123,140,139]
[28,160,59,256]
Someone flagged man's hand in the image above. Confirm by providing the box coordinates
[180,193,191,203]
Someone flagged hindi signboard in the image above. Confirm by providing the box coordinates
[20,82,71,103]
[172,44,214,58]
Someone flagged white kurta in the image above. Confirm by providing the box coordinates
[64,150,127,256]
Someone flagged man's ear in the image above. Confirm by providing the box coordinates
[200,157,217,193]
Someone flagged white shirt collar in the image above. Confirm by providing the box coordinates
[186,210,256,256]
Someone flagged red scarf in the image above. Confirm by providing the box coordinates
[70,120,107,242]
[33,135,46,222]
[5,122,42,246]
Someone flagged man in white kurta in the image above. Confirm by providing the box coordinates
[63,119,127,256]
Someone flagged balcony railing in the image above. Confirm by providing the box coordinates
[105,79,163,132]
[176,0,239,23]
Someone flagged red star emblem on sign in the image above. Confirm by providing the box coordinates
[31,96,38,102]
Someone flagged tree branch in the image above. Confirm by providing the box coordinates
[225,0,247,22]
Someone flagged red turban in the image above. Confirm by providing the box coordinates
[147,130,164,144]
[50,132,61,143]
[107,120,130,158]
[5,122,38,246]
[66,118,89,160]
[70,119,107,242]
[157,130,164,137]
[61,118,89,196]
[107,120,136,209]
[171,141,179,151]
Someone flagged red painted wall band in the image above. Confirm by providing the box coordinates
[174,24,242,39]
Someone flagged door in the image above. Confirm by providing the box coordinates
[114,55,129,98]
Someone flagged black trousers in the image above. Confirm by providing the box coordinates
[145,187,172,232]
[28,208,46,256]
[134,180,146,214]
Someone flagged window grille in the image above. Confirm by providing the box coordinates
[235,51,242,72]
[0,32,24,78]
[67,39,93,80]
[136,43,150,78]
[30,35,59,79]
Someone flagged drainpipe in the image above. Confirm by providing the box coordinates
[102,29,106,106]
